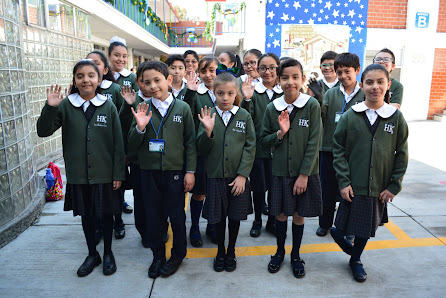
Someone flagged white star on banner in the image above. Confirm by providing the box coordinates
[281,13,289,21]
[294,1,301,9]
[267,11,275,19]
[325,1,332,10]
[348,9,356,18]
[355,26,362,33]
[308,18,315,24]
[273,39,280,47]
[332,9,339,17]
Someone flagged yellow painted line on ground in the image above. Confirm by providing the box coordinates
[384,220,412,240]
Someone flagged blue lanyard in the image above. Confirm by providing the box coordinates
[149,102,165,139]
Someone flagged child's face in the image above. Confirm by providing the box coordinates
[279,65,305,100]
[169,60,186,84]
[258,56,278,86]
[215,82,237,111]
[320,59,335,81]
[243,53,259,78]
[198,61,218,89]
[87,53,107,78]
[218,53,235,69]
[137,75,152,98]
[142,69,172,101]
[108,45,127,73]
[336,66,360,89]
[74,65,99,97]
[184,54,199,73]
[374,52,395,74]
[360,69,391,104]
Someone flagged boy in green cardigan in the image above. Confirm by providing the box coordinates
[128,61,197,279]
[331,64,408,282]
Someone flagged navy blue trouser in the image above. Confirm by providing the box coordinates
[319,151,340,229]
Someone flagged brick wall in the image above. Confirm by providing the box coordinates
[428,49,446,119]
[438,0,446,32]
[367,0,408,29]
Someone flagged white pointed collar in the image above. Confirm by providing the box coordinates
[100,79,113,89]
[119,68,132,77]
[272,93,311,111]
[197,82,210,95]
[138,90,151,101]
[255,82,282,94]
[68,93,107,108]
[351,102,397,118]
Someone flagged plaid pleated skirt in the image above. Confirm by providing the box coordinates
[64,183,121,218]
[202,178,253,224]
[270,174,322,217]
[334,195,385,239]
[249,158,273,193]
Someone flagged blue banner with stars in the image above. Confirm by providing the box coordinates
[265,0,368,67]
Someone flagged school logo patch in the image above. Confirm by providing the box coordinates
[94,114,107,127]
[173,114,182,123]
[299,117,309,128]
[104,94,113,101]
[123,80,132,87]
[384,122,395,134]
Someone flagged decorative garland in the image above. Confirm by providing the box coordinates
[204,2,246,41]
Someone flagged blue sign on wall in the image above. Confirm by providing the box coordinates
[415,12,429,28]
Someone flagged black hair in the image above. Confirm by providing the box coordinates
[87,50,116,83]
[278,58,303,77]
[334,52,360,71]
[244,49,262,59]
[360,64,391,104]
[320,51,338,64]
[183,50,199,61]
[375,48,396,64]
[198,55,219,72]
[258,53,280,76]
[213,72,242,106]
[136,61,149,79]
[166,54,186,67]
[108,41,127,56]
[141,61,170,79]
[70,60,101,95]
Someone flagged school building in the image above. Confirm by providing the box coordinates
[0,0,445,244]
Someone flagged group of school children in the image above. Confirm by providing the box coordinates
[36,34,408,283]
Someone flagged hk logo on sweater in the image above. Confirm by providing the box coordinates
[384,122,394,134]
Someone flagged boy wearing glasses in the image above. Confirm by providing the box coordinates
[316,52,364,237]
[373,48,403,109]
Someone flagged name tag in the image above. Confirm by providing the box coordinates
[149,139,165,152]
[335,112,342,123]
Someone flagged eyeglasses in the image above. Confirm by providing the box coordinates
[373,57,393,63]
[185,59,198,64]
[258,66,277,72]
[320,63,334,69]
[243,60,257,68]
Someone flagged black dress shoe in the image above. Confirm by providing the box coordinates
[224,255,237,272]
[206,224,217,244]
[250,220,262,238]
[316,227,329,237]
[103,254,117,276]
[262,201,269,216]
[77,252,102,277]
[213,255,225,272]
[291,257,305,278]
[190,230,203,247]
[114,225,125,239]
[349,260,367,282]
[160,258,182,277]
[268,253,284,273]
[265,220,276,236]
[148,257,166,279]
[330,228,352,255]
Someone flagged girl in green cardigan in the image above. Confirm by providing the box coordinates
[331,64,409,282]
[37,60,125,277]
[197,72,256,272]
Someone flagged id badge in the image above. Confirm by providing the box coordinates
[149,139,165,152]
[335,112,342,123]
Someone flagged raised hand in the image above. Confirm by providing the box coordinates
[46,85,64,107]
[120,85,136,105]
[131,102,152,132]
[241,75,255,100]
[198,106,216,137]
[186,71,200,91]
[277,110,290,138]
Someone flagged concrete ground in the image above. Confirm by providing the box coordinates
[0,120,445,298]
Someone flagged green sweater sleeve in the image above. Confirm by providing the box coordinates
[332,114,351,190]
[386,113,409,195]
[183,107,197,172]
[299,101,322,176]
[36,102,62,137]
[237,114,256,178]
[260,106,281,148]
